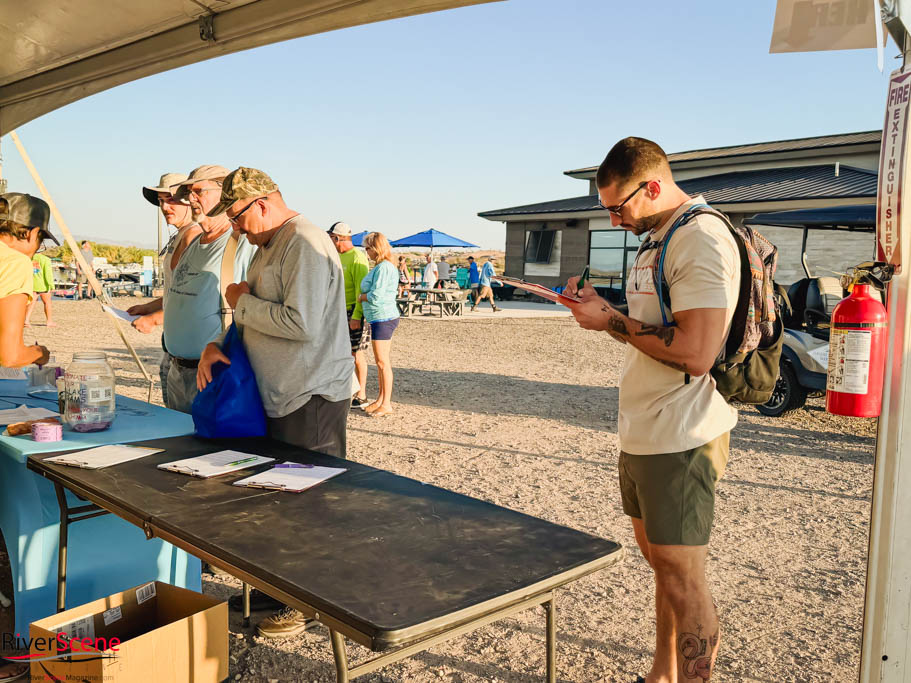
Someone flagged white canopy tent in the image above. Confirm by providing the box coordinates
[0,0,499,134]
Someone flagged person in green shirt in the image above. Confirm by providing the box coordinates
[328,222,370,408]
[26,252,55,327]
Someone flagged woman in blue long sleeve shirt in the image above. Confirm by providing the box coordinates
[359,232,400,417]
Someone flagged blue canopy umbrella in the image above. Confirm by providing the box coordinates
[390,228,478,250]
[351,231,368,247]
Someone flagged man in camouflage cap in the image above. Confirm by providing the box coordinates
[198,167,353,639]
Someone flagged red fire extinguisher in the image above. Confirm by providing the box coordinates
[826,282,888,417]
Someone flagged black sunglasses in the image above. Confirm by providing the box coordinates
[598,182,648,216]
[228,197,263,225]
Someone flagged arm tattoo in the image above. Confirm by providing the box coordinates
[635,323,675,347]
[602,307,630,343]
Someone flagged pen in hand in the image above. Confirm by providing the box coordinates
[576,265,590,293]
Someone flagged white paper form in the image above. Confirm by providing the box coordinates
[0,405,58,425]
[102,305,140,324]
[158,450,274,478]
[233,462,346,492]
[45,444,163,469]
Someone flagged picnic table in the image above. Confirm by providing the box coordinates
[0,381,200,633]
[398,286,469,317]
[28,435,622,682]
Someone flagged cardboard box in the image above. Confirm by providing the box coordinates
[30,581,227,682]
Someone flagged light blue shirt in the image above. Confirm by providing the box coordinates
[164,230,256,358]
[480,261,495,286]
[360,260,400,323]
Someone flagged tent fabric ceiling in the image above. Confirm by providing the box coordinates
[0,0,499,134]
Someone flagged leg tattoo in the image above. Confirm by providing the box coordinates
[678,626,717,680]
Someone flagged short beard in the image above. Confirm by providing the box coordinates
[626,213,663,236]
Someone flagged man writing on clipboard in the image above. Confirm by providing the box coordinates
[564,137,739,683]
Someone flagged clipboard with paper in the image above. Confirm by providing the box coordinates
[492,276,582,306]
[233,462,347,492]
[45,444,163,470]
[157,450,274,478]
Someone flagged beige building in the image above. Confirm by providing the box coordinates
[479,131,879,298]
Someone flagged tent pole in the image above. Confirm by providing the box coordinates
[8,130,154,391]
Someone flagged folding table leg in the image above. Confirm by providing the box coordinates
[544,597,556,683]
[242,583,251,627]
[54,483,69,612]
[330,629,350,683]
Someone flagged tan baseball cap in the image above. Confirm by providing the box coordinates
[171,165,230,190]
[327,222,352,237]
[142,172,189,206]
[206,167,279,217]
[0,193,59,245]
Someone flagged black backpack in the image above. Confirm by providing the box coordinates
[643,204,783,404]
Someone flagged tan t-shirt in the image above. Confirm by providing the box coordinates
[619,196,740,455]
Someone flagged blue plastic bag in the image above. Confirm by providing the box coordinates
[191,323,267,438]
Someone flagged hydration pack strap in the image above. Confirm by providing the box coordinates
[652,203,713,327]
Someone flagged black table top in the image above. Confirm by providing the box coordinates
[28,436,621,650]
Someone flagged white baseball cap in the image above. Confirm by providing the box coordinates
[328,222,352,237]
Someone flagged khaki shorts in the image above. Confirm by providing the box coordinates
[619,432,729,546]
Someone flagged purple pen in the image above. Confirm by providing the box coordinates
[275,463,314,469]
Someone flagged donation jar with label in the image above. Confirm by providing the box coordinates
[64,351,116,432]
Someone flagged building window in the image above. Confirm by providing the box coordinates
[525,230,556,264]
[589,229,639,300]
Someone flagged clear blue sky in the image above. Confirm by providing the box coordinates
[0,0,896,249]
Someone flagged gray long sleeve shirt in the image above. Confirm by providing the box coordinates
[230,215,354,418]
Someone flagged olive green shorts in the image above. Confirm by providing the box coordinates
[618,432,729,546]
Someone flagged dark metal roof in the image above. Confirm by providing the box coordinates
[478,165,877,219]
[564,130,882,176]
[743,205,875,231]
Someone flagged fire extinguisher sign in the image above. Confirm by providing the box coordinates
[827,329,872,394]
[878,65,911,270]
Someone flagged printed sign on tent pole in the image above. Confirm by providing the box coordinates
[770,0,885,53]
[878,65,911,270]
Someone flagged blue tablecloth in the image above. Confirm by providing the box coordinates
[0,381,200,633]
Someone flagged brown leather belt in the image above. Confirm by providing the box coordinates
[169,355,199,369]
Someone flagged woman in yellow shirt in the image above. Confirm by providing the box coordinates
[0,193,56,367]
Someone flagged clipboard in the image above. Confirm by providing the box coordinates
[45,445,163,470]
[233,463,346,492]
[157,450,275,478]
[492,276,582,306]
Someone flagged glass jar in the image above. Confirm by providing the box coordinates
[26,355,59,394]
[63,351,116,432]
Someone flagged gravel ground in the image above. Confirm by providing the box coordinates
[18,298,876,682]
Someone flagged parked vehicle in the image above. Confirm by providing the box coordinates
[742,205,875,417]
